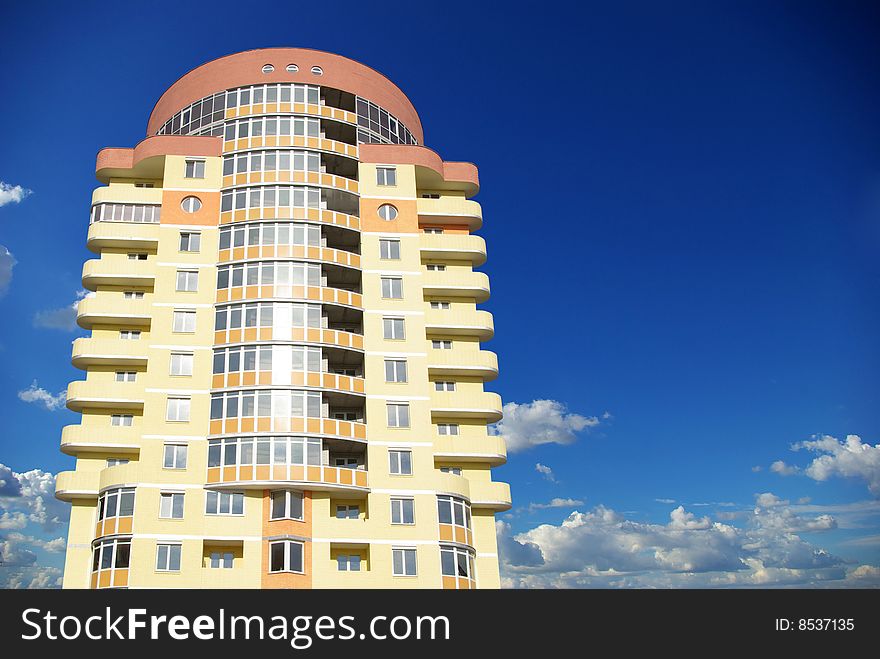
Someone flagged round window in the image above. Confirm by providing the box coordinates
[310,66,323,76]
[377,204,398,221]
[181,196,202,213]
[262,64,275,73]
[286,64,299,72]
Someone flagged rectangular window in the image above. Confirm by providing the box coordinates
[176,270,199,292]
[438,423,460,436]
[432,340,453,350]
[166,397,191,422]
[163,444,187,469]
[155,543,182,571]
[429,301,450,310]
[128,253,148,261]
[270,490,304,520]
[115,371,136,382]
[383,317,405,340]
[441,545,474,579]
[123,291,144,300]
[269,540,304,573]
[389,450,413,475]
[426,264,446,271]
[106,458,129,467]
[111,414,133,427]
[119,331,141,340]
[424,227,443,234]
[435,381,456,391]
[172,310,196,333]
[384,359,407,383]
[390,498,415,524]
[170,352,194,376]
[336,504,359,519]
[205,491,245,515]
[159,492,185,519]
[179,232,201,252]
[376,167,397,186]
[440,466,462,475]
[387,403,410,428]
[380,277,403,299]
[184,159,206,179]
[210,552,234,569]
[379,239,400,260]
[337,554,361,571]
[392,548,417,576]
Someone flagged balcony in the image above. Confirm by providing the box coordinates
[71,337,149,369]
[424,308,494,340]
[92,185,162,206]
[82,258,156,291]
[99,462,142,492]
[431,390,503,422]
[87,221,160,253]
[427,349,498,381]
[55,470,99,501]
[434,471,471,500]
[422,270,490,302]
[206,464,368,496]
[468,480,512,511]
[77,296,151,329]
[66,380,145,413]
[419,233,486,265]
[434,434,507,466]
[417,197,482,231]
[60,424,141,456]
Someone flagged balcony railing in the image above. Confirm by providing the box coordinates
[71,337,149,369]
[82,258,156,290]
[433,434,507,466]
[87,221,160,253]
[417,197,482,231]
[422,270,490,302]
[419,233,487,265]
[207,463,368,494]
[430,390,503,422]
[77,296,151,329]
[427,348,498,380]
[66,380,145,413]
[424,308,494,340]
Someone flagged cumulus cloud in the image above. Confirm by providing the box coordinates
[492,400,601,453]
[527,498,585,512]
[790,435,880,496]
[17,381,67,411]
[33,290,92,331]
[0,245,15,297]
[535,463,558,483]
[0,181,32,207]
[500,493,872,588]
[770,460,799,476]
[655,498,677,504]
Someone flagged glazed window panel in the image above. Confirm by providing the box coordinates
[221,185,323,213]
[390,497,415,524]
[219,222,322,249]
[437,495,471,530]
[270,490,304,520]
[222,150,321,176]
[98,488,136,520]
[90,203,160,224]
[209,390,322,420]
[269,539,304,573]
[205,491,245,515]
[216,262,321,289]
[392,548,417,576]
[155,543,182,571]
[440,545,475,579]
[92,538,131,572]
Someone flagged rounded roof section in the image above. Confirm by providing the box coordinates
[146,47,424,142]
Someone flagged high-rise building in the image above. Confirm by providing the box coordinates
[55,48,509,589]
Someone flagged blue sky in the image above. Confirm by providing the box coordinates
[1,0,878,588]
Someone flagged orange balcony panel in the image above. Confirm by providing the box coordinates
[442,576,456,590]
[439,524,454,542]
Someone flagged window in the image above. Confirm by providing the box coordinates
[156,543,182,571]
[384,359,407,383]
[286,64,299,72]
[440,545,475,580]
[337,554,361,571]
[432,340,453,350]
[438,423,460,436]
[387,403,410,428]
[440,466,462,475]
[390,498,415,524]
[376,167,397,186]
[135,182,154,188]
[119,330,141,340]
[377,204,398,221]
[115,371,136,382]
[206,491,245,515]
[111,414,133,427]
[438,495,471,530]
[106,458,129,467]
[336,504,359,519]
[379,239,400,260]
[310,66,323,76]
[383,317,405,339]
[179,231,201,252]
[159,492,184,519]
[184,160,205,179]
[92,538,131,572]
[392,548,417,576]
[176,270,199,291]
[172,310,196,333]
[98,488,135,520]
[210,552,234,569]
[128,253,148,260]
[430,301,450,310]
[426,264,446,271]
[435,381,456,391]
[381,277,403,299]
[335,457,358,468]
[389,450,412,475]
[269,540,304,573]
[262,64,275,73]
[166,397,191,422]
[424,227,443,234]
[123,291,144,300]
[270,490,304,520]
[421,193,440,199]
[170,352,193,376]
[181,196,202,213]
[163,444,187,469]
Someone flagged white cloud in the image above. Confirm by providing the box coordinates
[535,463,558,483]
[492,400,601,453]
[4,566,63,589]
[789,435,880,496]
[770,460,799,476]
[17,381,67,411]
[0,245,15,297]
[33,290,93,331]
[528,498,585,512]
[0,181,32,207]
[655,498,677,504]
[499,493,872,588]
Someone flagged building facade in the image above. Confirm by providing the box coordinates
[56,48,509,589]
